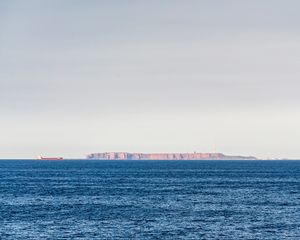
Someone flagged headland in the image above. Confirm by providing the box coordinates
[86,152,257,160]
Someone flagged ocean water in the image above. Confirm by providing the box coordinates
[0,160,299,239]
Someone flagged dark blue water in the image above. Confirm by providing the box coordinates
[0,160,299,239]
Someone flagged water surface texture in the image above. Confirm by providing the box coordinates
[0,160,299,239]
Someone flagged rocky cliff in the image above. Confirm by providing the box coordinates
[86,152,257,160]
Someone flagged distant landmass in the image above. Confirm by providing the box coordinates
[86,152,257,160]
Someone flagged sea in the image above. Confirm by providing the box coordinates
[0,160,299,239]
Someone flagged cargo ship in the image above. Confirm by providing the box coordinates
[37,155,63,160]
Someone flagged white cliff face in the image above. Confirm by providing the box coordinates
[86,152,257,160]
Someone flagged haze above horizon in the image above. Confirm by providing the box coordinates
[1,0,300,159]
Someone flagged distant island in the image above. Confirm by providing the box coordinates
[86,152,257,160]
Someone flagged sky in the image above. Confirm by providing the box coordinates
[1,0,300,159]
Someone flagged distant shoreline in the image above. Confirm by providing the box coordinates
[86,152,258,161]
[0,159,299,161]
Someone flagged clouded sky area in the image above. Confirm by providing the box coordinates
[1,0,300,158]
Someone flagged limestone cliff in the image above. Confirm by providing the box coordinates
[86,152,257,160]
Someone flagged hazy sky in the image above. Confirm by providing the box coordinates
[1,0,300,158]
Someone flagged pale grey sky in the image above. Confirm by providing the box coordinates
[1,0,300,158]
